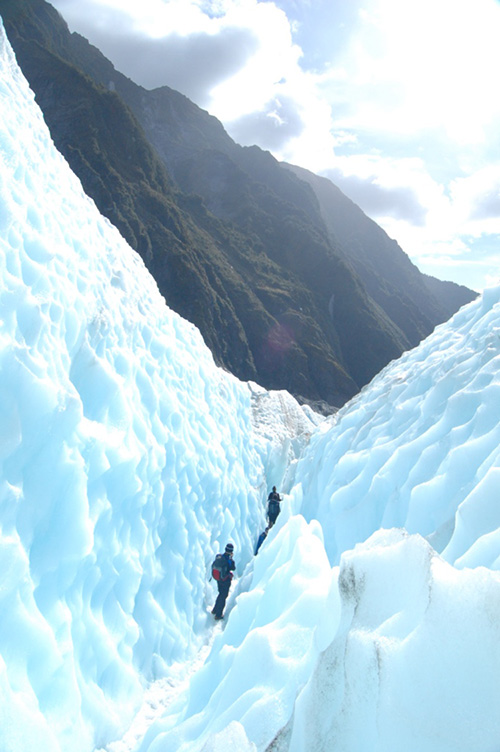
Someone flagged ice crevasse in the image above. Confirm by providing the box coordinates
[132,179,500,749]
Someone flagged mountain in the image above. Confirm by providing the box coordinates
[1,20,500,752]
[1,0,476,413]
[284,163,477,341]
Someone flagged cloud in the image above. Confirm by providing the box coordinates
[415,238,500,292]
[321,167,427,226]
[92,27,259,103]
[456,172,500,223]
[52,0,300,109]
[447,167,500,239]
[329,0,500,145]
[471,193,500,221]
[227,96,304,150]
[52,0,260,103]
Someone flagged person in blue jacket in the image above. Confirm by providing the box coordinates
[255,527,269,555]
[212,543,236,620]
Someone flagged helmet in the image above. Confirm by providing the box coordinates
[225,543,234,553]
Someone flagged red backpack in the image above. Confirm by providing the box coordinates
[211,554,229,581]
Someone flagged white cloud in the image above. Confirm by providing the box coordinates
[49,0,500,291]
[332,0,500,144]
[56,0,214,37]
[207,1,301,119]
[451,167,500,228]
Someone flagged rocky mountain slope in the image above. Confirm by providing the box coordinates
[1,0,477,410]
[284,164,474,340]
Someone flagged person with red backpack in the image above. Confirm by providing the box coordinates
[211,543,236,620]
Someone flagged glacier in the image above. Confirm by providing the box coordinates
[1,18,500,752]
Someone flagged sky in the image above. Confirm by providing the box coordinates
[47,0,500,293]
[3,17,500,752]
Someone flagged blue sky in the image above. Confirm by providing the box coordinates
[50,0,500,292]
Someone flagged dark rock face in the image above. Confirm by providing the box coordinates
[1,0,477,411]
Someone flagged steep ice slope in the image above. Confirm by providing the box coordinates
[294,285,500,569]
[0,23,314,752]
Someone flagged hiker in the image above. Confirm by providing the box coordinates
[267,486,281,527]
[211,543,236,620]
[255,527,269,555]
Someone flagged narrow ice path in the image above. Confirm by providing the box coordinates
[95,622,222,752]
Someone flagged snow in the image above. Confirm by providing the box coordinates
[1,17,500,752]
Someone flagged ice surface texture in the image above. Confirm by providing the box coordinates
[0,22,287,751]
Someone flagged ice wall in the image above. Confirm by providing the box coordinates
[289,529,500,752]
[0,22,314,752]
[294,286,500,569]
